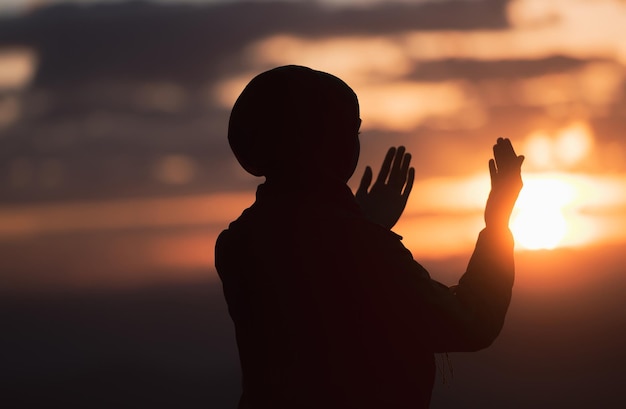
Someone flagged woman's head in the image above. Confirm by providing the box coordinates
[228,65,361,183]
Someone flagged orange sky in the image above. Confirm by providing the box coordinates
[1,0,625,293]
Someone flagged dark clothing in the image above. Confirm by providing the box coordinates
[215,180,514,409]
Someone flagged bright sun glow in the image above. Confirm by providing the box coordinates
[511,177,575,250]
[398,171,626,257]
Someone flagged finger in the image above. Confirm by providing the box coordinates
[493,141,502,172]
[492,141,500,163]
[496,138,522,171]
[502,138,517,157]
[389,146,406,187]
[494,138,512,171]
[400,152,411,179]
[402,167,415,200]
[356,166,373,196]
[376,147,396,184]
[394,152,411,190]
[489,158,497,188]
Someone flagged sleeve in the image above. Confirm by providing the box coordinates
[449,226,515,351]
[356,222,515,353]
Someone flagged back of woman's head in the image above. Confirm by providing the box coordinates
[228,65,361,182]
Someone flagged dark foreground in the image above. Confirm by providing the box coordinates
[3,245,625,408]
[2,281,240,408]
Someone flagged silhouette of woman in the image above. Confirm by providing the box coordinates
[216,65,524,408]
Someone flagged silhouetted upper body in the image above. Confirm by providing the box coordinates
[215,65,523,408]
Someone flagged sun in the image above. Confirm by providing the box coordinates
[510,176,575,250]
[511,206,567,250]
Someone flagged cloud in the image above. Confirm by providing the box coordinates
[0,0,624,208]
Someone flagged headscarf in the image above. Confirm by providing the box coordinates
[228,65,360,181]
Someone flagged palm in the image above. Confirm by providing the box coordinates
[356,146,415,230]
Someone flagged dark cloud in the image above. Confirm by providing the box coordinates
[407,56,602,81]
[0,0,511,85]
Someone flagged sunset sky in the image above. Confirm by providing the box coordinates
[1,0,625,407]
[1,0,625,286]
